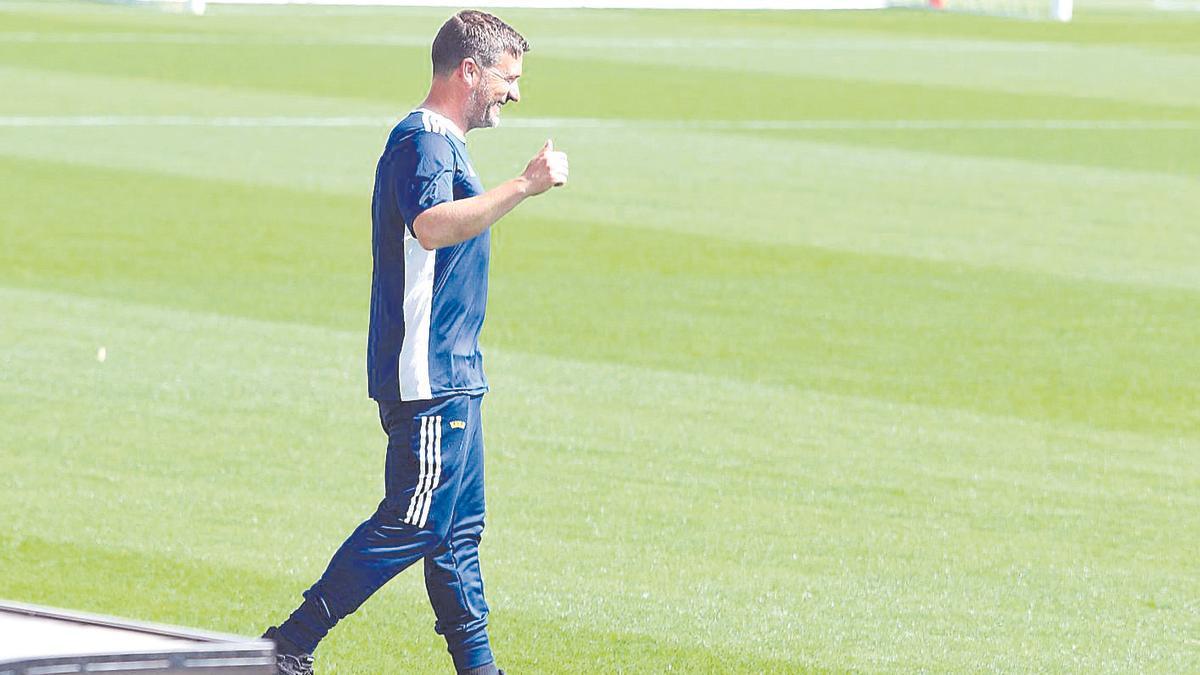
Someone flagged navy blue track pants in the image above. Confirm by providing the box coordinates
[279,393,492,671]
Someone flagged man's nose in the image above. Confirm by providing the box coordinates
[507,82,520,103]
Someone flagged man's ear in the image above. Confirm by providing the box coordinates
[459,58,479,87]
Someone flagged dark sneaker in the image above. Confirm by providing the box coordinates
[261,626,314,675]
[274,653,314,675]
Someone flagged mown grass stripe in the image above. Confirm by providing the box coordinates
[2,148,1197,435]
[0,31,1108,52]
[3,115,1199,130]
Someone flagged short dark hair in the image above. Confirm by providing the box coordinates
[431,10,529,77]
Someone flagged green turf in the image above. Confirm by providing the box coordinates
[1,1,1198,672]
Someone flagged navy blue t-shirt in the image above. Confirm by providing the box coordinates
[367,109,489,401]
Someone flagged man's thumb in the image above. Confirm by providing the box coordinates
[543,139,554,153]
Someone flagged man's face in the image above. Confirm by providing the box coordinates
[466,52,522,130]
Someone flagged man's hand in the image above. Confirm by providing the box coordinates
[413,139,569,250]
[521,139,569,195]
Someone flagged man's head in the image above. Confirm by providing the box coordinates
[430,10,529,130]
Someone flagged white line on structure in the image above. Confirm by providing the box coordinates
[0,116,1196,130]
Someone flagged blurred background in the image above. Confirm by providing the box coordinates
[1,0,1197,671]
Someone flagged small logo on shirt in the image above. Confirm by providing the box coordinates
[449,420,466,430]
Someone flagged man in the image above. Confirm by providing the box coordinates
[261,10,568,675]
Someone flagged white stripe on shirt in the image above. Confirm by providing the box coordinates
[398,229,435,401]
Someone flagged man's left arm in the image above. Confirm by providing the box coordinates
[412,139,567,250]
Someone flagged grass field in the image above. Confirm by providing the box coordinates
[1,0,1199,671]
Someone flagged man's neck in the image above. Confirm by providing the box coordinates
[418,92,469,138]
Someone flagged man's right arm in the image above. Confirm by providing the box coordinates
[412,139,568,250]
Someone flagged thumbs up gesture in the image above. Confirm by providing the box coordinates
[521,139,569,196]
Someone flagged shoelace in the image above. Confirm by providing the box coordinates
[277,653,314,674]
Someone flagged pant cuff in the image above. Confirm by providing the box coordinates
[448,625,493,672]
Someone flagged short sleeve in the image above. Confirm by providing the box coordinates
[395,132,456,236]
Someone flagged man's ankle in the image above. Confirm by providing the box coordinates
[262,626,308,657]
